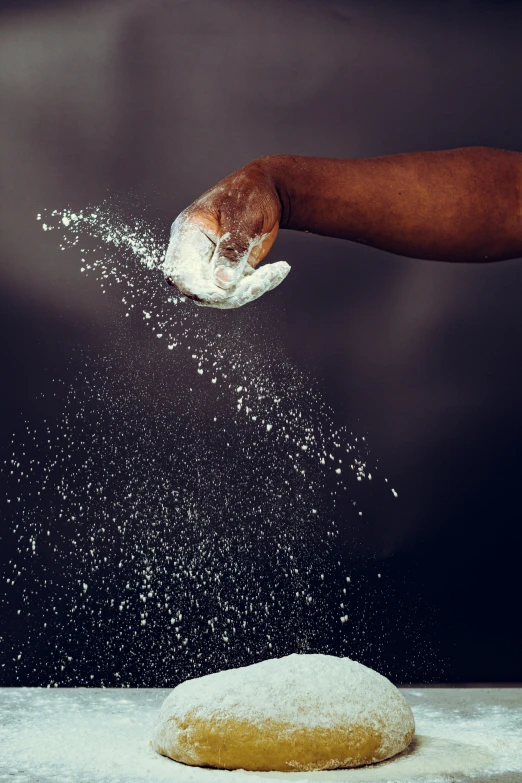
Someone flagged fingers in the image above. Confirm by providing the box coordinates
[212,230,250,291]
[205,176,279,290]
[212,228,277,291]
[163,210,288,309]
[195,261,291,309]
[163,213,226,304]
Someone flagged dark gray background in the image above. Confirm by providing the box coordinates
[1,0,521,683]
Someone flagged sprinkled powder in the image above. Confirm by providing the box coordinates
[0,202,434,689]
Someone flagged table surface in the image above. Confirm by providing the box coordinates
[0,687,521,782]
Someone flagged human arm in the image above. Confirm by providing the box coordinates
[163,147,522,307]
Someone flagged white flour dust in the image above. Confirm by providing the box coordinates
[154,653,412,730]
[42,208,374,492]
[0,688,521,782]
[0,202,426,690]
[163,212,291,308]
[37,204,386,492]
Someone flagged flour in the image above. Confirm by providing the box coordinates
[1,203,415,693]
[163,215,227,304]
[163,212,291,308]
[201,260,291,309]
[0,688,521,782]
[154,653,412,730]
[34,203,374,491]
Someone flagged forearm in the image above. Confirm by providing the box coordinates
[259,147,522,262]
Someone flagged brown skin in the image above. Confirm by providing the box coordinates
[267,147,522,262]
[166,147,522,304]
[175,167,282,287]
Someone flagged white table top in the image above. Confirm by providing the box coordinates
[0,687,521,782]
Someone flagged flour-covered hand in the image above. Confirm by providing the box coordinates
[163,160,291,308]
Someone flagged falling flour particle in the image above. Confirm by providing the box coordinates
[0,202,419,693]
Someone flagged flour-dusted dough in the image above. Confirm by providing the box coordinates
[151,653,415,772]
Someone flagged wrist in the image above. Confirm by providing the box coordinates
[249,155,298,229]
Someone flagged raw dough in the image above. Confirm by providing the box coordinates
[151,653,415,771]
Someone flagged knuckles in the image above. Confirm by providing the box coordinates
[164,160,282,307]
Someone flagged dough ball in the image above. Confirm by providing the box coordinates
[151,653,415,771]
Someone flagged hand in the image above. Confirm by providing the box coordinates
[162,160,291,308]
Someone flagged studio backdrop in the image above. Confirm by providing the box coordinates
[1,0,521,686]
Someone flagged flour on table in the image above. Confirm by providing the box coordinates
[1,688,521,782]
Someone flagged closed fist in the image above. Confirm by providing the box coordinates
[163,160,291,308]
